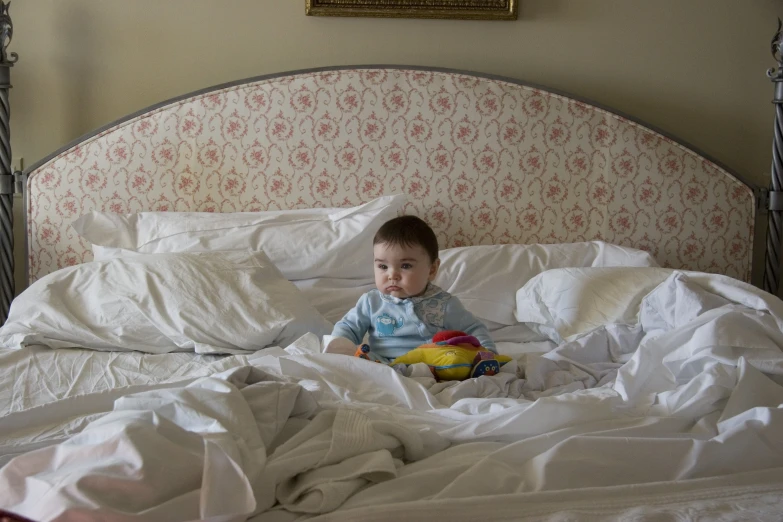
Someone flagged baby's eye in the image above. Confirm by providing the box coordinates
[377,264,388,270]
[401,263,413,269]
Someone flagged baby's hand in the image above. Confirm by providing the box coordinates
[323,336,359,356]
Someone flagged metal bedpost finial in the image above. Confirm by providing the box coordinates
[768,18,783,80]
[0,0,17,66]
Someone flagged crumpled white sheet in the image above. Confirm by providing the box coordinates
[0,347,233,414]
[1,270,783,521]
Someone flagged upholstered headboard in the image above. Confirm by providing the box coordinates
[25,66,758,283]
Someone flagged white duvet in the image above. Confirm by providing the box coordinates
[1,269,783,521]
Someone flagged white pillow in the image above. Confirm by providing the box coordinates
[434,242,659,326]
[514,267,674,343]
[0,250,333,354]
[72,195,406,281]
[293,277,375,324]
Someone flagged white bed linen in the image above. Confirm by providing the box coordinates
[0,346,267,473]
[77,194,406,281]
[0,346,234,415]
[436,241,659,326]
[294,241,660,328]
[1,269,783,520]
[0,250,333,354]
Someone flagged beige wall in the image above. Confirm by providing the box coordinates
[9,0,783,292]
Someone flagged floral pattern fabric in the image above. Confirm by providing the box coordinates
[26,68,755,283]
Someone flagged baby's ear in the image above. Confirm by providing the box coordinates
[429,258,441,280]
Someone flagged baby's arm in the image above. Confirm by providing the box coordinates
[326,294,372,354]
[444,297,497,352]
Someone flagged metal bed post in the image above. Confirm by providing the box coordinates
[0,0,17,324]
[764,20,783,296]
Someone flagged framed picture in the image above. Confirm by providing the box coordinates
[305,0,518,20]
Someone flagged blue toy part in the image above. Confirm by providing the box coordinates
[470,359,501,378]
[375,313,403,336]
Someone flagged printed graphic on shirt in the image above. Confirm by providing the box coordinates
[415,293,449,329]
[375,314,404,336]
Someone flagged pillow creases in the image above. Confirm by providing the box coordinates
[0,250,333,354]
[72,194,406,281]
[434,241,659,327]
[514,266,674,343]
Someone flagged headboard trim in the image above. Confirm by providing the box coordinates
[25,65,758,190]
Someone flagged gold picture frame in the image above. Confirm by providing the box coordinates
[305,0,518,20]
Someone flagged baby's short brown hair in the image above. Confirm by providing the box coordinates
[373,215,439,263]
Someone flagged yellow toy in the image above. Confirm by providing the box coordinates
[391,330,512,381]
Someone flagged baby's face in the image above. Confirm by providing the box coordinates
[373,242,439,299]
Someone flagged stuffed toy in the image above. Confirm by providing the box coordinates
[389,330,512,381]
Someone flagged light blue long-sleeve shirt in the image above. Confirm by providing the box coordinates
[331,284,496,359]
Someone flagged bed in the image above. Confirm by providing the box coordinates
[0,56,782,521]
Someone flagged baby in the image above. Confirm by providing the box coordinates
[326,215,495,362]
